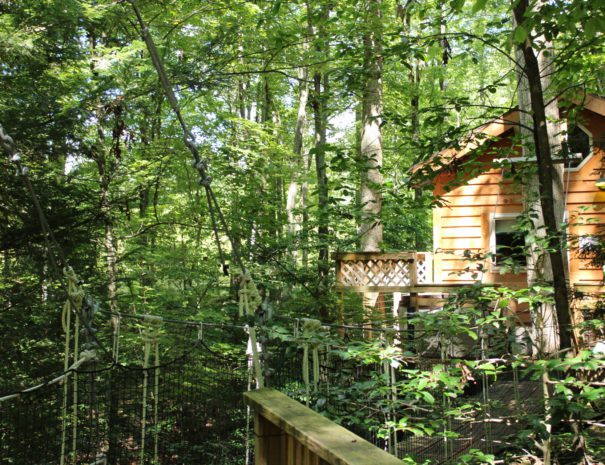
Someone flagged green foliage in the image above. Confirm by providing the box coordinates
[1,0,604,463]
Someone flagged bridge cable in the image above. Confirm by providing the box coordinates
[128,0,245,275]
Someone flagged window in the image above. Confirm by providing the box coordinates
[493,218,526,267]
[566,125,592,169]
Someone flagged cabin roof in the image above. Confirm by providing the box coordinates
[409,93,605,182]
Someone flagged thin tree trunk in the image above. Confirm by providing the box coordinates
[513,0,572,352]
[97,137,120,316]
[514,19,560,355]
[90,29,119,317]
[308,1,330,316]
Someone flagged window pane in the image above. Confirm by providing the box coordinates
[494,219,526,266]
[567,125,591,168]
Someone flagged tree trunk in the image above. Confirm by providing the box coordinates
[513,0,572,353]
[308,1,330,316]
[360,0,384,252]
[515,46,562,355]
[286,62,310,261]
[93,115,120,317]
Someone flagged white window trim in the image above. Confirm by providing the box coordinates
[490,213,526,273]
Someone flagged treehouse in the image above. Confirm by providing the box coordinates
[410,94,605,320]
[335,95,605,325]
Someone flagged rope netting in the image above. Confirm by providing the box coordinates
[0,324,250,465]
[2,304,602,465]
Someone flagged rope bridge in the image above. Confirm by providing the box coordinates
[0,327,250,465]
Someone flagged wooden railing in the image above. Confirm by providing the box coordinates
[333,251,433,292]
[244,389,402,465]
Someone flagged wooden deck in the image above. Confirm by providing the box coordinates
[244,388,402,465]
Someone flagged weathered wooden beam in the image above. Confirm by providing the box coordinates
[332,251,415,261]
[244,388,402,465]
[334,283,479,293]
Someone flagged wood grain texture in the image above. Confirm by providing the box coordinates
[245,389,401,465]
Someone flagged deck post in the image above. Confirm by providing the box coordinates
[254,413,285,465]
[408,256,418,350]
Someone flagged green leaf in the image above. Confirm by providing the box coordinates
[472,0,488,13]
[420,391,435,404]
[450,0,465,12]
[513,25,528,43]
[585,18,597,39]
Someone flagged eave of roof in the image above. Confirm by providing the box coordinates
[409,93,605,183]
[409,108,519,176]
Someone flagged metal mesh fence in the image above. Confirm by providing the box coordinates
[0,337,250,465]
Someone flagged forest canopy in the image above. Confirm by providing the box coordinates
[1,0,604,464]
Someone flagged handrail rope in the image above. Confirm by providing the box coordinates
[382,328,399,455]
[245,325,264,390]
[101,307,587,341]
[100,309,247,330]
[127,0,245,275]
[59,278,72,465]
[0,352,95,403]
[300,318,321,406]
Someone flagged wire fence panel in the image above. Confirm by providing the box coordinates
[0,339,250,465]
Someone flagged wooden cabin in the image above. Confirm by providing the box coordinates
[334,95,605,340]
[411,94,605,298]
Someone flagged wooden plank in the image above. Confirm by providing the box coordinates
[466,174,514,185]
[445,183,520,197]
[440,205,522,216]
[440,238,485,249]
[565,180,605,193]
[441,194,523,206]
[441,215,482,227]
[255,414,284,465]
[441,227,482,238]
[244,389,402,465]
[335,285,417,293]
[565,191,605,204]
[332,252,415,261]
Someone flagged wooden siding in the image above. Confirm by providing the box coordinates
[432,107,605,289]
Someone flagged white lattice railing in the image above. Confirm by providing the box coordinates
[334,252,433,291]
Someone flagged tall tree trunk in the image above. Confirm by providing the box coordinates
[438,3,449,93]
[286,62,310,261]
[90,30,119,317]
[360,0,384,252]
[308,1,330,316]
[513,0,572,353]
[96,130,120,316]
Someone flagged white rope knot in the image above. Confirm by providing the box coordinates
[63,267,84,310]
[238,273,262,317]
[141,314,163,344]
[78,350,96,364]
[301,318,322,401]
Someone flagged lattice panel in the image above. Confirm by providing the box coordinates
[416,257,428,284]
[338,258,413,287]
